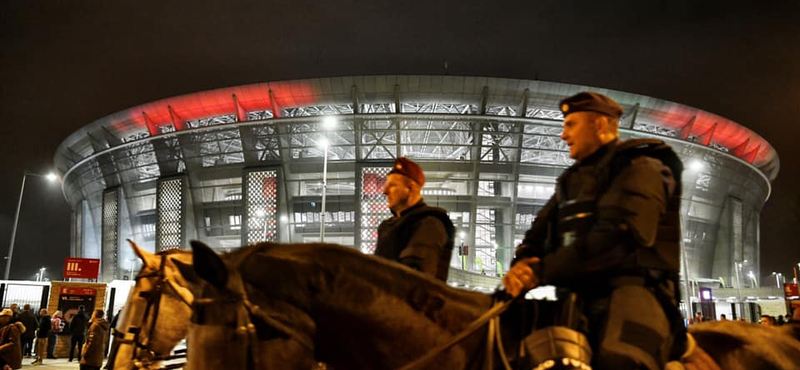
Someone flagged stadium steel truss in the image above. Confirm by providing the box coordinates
[55,76,778,298]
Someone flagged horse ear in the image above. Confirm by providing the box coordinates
[189,240,228,290]
[128,239,156,269]
[172,259,200,284]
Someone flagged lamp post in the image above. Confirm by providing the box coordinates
[38,267,46,282]
[319,137,330,242]
[319,116,337,242]
[771,272,783,288]
[4,171,58,280]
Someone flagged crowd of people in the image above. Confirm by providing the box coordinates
[0,304,109,370]
[689,310,797,326]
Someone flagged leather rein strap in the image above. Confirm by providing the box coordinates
[116,253,189,370]
[396,296,514,370]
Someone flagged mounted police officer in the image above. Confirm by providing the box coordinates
[502,92,685,370]
[374,157,455,281]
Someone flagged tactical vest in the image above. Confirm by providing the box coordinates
[374,203,456,281]
[548,138,683,273]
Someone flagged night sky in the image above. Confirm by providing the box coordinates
[1,1,798,281]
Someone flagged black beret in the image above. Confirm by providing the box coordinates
[559,92,623,119]
[388,157,425,186]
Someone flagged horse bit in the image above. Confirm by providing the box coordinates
[114,253,190,370]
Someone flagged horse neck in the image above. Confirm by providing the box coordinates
[237,243,495,369]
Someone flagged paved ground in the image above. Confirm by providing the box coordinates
[16,358,106,369]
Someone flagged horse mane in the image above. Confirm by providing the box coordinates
[689,321,800,370]
[232,242,494,368]
[239,242,491,311]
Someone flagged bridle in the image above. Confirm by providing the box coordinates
[113,253,191,370]
[189,247,313,370]
[189,244,513,370]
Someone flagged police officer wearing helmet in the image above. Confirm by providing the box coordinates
[375,157,455,282]
[502,92,685,369]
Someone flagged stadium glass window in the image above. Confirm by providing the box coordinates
[229,215,242,230]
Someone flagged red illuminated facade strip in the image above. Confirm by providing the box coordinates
[57,77,777,169]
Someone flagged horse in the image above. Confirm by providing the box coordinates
[115,240,800,370]
[110,240,195,370]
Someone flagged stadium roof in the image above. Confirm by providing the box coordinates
[55,75,779,180]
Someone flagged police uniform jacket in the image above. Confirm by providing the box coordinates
[513,139,682,292]
[375,201,455,281]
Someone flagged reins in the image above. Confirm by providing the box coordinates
[115,253,190,370]
[396,295,515,370]
[191,242,515,370]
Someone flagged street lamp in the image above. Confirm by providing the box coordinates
[318,116,337,242]
[319,137,330,242]
[772,272,783,288]
[748,271,757,287]
[687,160,705,172]
[4,171,59,280]
[38,267,46,282]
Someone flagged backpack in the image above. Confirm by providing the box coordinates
[51,317,63,333]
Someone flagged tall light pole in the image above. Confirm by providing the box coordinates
[319,137,330,242]
[5,171,58,280]
[319,116,337,242]
[38,267,46,282]
[772,272,783,288]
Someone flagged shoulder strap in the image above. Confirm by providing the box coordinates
[398,206,456,249]
[615,138,683,186]
[592,139,683,197]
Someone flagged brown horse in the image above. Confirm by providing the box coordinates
[114,240,800,370]
[174,241,506,370]
[110,241,195,370]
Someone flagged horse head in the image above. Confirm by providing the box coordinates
[110,240,195,370]
[171,240,318,370]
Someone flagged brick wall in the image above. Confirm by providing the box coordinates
[47,282,107,359]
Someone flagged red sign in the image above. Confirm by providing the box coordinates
[59,287,96,296]
[784,283,799,298]
[63,258,100,279]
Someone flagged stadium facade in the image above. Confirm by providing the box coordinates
[55,76,777,300]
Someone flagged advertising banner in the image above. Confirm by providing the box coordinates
[57,287,96,323]
[784,283,799,298]
[63,258,100,279]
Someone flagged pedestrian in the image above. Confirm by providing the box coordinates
[46,310,63,359]
[374,157,455,281]
[719,313,727,321]
[503,92,686,370]
[68,305,89,362]
[31,309,50,365]
[16,305,37,358]
[0,309,24,369]
[80,310,109,370]
[7,305,18,324]
[760,315,776,326]
[692,311,704,325]
[103,307,123,370]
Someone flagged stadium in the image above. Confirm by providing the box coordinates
[55,75,778,317]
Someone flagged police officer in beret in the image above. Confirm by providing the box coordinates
[502,92,686,369]
[375,157,455,282]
